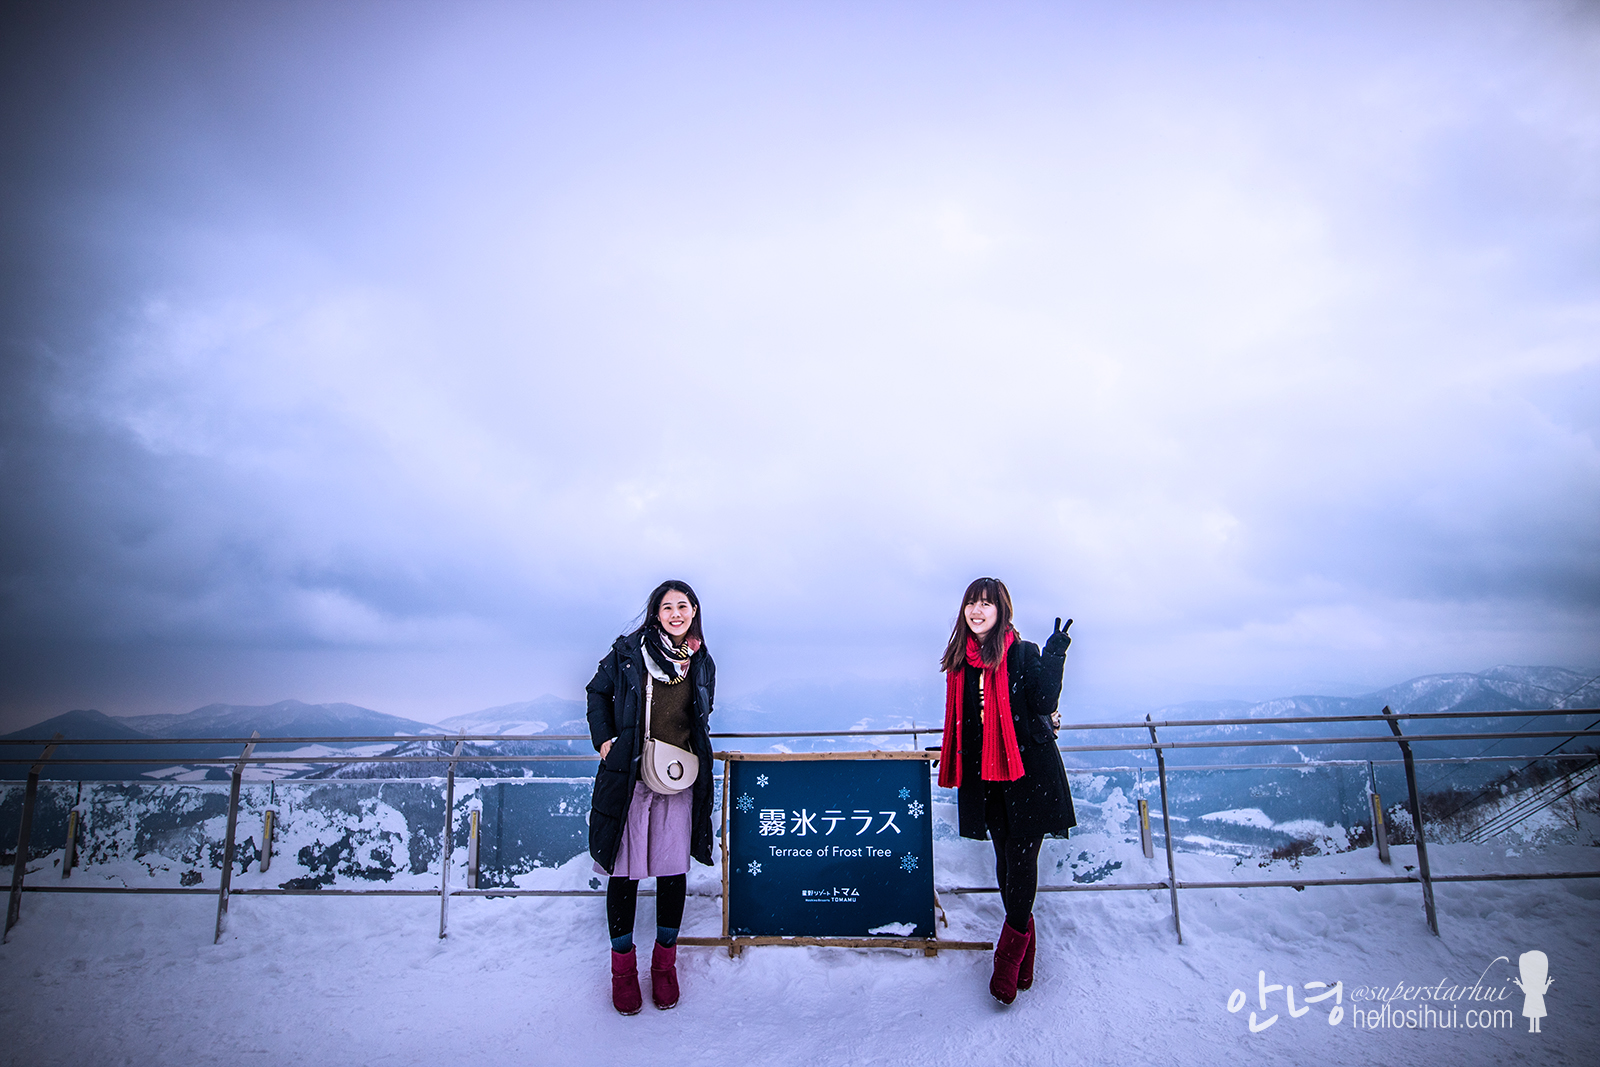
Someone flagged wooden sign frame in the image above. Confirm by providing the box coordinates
[675,751,991,957]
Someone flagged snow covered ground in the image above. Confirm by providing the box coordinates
[4,840,1596,1067]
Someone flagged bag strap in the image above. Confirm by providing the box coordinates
[644,673,655,742]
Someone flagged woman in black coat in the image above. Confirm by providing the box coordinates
[937,577,1075,1004]
[586,580,716,1015]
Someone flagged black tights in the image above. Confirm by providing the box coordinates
[607,874,687,950]
[985,785,1043,932]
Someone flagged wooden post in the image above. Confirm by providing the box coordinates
[62,779,84,880]
[1138,798,1155,859]
[720,754,735,957]
[1146,716,1183,944]
[1366,761,1388,863]
[4,734,61,942]
[214,731,260,944]
[260,809,276,873]
[438,734,465,939]
[467,808,480,890]
[1383,707,1438,935]
[61,811,79,880]
[1370,793,1390,864]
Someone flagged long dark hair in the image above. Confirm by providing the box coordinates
[940,577,1015,672]
[633,579,706,650]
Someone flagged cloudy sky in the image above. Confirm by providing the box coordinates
[1,0,1596,730]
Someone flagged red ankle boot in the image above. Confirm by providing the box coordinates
[1016,915,1037,991]
[610,947,642,1015]
[990,921,1030,1005]
[651,941,680,1009]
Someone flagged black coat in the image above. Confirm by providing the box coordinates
[955,638,1077,841]
[586,633,717,872]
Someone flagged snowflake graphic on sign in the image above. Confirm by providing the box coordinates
[736,794,754,812]
[898,787,911,800]
[747,861,762,876]
[907,800,925,819]
[900,854,918,872]
[756,774,769,787]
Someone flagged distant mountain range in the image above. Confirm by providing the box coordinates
[433,694,588,737]
[310,696,593,780]
[1132,665,1599,759]
[1145,665,1599,723]
[2,666,1593,780]
[0,700,445,781]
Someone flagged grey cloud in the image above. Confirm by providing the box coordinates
[2,0,1597,729]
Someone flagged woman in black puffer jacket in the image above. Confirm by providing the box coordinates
[937,577,1075,1004]
[586,580,716,1015]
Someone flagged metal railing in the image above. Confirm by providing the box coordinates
[3,706,1596,945]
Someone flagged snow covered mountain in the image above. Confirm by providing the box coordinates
[433,694,587,736]
[0,700,444,780]
[1149,665,1599,723]
[1122,666,1600,769]
[116,698,443,739]
[308,696,593,779]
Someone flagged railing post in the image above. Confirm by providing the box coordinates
[1383,707,1438,935]
[5,733,61,942]
[438,734,466,939]
[1145,716,1182,944]
[214,731,260,944]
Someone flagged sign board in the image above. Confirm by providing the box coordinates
[725,756,935,939]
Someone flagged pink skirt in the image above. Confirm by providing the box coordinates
[596,779,693,880]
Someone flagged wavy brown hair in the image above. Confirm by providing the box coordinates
[940,577,1015,672]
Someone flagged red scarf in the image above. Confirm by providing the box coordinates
[938,630,1024,787]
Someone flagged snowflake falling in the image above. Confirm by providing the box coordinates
[906,800,925,819]
[747,861,763,876]
[897,787,911,800]
[900,854,918,873]
[756,774,769,787]
[736,793,755,812]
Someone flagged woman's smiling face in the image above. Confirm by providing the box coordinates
[965,597,998,638]
[657,591,696,639]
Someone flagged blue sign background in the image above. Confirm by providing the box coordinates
[727,757,934,938]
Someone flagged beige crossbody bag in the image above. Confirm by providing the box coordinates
[640,674,699,795]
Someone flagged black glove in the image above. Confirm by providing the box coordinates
[1044,617,1073,657]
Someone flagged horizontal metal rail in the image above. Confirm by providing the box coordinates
[3,881,716,899]
[6,728,1594,767]
[3,752,1593,791]
[2,706,1593,748]
[1053,729,1600,754]
[944,882,1173,894]
[947,870,1600,895]
[20,868,1597,899]
[1067,754,1600,772]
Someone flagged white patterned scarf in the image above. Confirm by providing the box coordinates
[641,630,697,685]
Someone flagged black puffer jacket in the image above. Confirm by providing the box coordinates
[586,633,716,872]
[955,637,1077,841]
